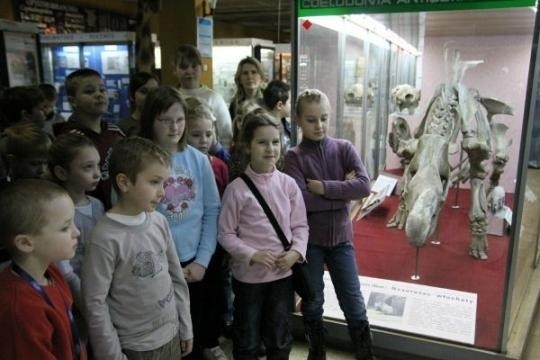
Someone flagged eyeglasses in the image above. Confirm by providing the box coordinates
[157,117,185,126]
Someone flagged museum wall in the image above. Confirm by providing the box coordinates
[385,33,533,193]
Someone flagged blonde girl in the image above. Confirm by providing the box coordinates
[229,56,267,120]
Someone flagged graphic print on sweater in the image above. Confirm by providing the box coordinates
[162,171,196,221]
[131,250,165,278]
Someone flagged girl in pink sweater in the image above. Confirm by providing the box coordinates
[218,109,308,359]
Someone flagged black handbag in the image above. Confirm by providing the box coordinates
[240,174,314,302]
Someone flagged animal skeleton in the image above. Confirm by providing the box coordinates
[386,48,513,260]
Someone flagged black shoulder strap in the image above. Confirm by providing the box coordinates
[240,173,292,251]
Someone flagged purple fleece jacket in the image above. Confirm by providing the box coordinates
[284,136,370,247]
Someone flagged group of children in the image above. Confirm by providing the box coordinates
[0,44,375,360]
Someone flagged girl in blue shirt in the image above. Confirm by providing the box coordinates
[139,86,222,360]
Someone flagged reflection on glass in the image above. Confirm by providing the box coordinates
[297,7,537,352]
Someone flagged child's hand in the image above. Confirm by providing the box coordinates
[345,170,357,180]
[306,179,325,195]
[275,250,301,271]
[183,263,206,283]
[68,129,85,136]
[251,251,277,269]
[181,338,193,356]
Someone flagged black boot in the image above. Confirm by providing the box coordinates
[304,320,326,360]
[349,321,375,360]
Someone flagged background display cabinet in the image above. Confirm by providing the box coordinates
[0,20,41,88]
[274,43,292,84]
[40,32,135,123]
[293,1,540,359]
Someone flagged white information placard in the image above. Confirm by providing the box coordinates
[371,174,398,196]
[197,17,213,58]
[322,273,477,344]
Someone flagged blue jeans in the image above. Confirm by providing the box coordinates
[302,242,368,329]
[232,276,293,360]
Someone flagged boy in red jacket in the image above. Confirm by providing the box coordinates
[0,179,86,360]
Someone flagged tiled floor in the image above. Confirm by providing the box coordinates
[219,336,356,359]
[522,302,540,360]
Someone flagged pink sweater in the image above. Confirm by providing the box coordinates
[218,165,309,284]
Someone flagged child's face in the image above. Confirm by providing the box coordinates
[153,102,186,151]
[11,154,49,180]
[297,100,330,141]
[239,63,262,93]
[22,101,48,128]
[187,117,214,155]
[278,97,291,118]
[31,195,79,263]
[249,125,281,174]
[176,61,202,89]
[134,78,159,113]
[70,76,108,116]
[65,145,101,193]
[121,161,169,213]
[43,99,56,121]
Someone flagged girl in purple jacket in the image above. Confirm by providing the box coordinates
[284,89,375,360]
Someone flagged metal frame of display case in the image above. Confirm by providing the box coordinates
[291,1,540,359]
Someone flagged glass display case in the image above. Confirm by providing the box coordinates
[254,45,276,82]
[296,13,418,178]
[274,43,291,84]
[212,38,274,102]
[0,19,41,87]
[293,1,540,359]
[40,32,135,123]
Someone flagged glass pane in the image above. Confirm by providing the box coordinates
[259,47,275,82]
[4,32,40,86]
[298,21,340,135]
[82,44,131,123]
[213,45,253,103]
[48,45,81,118]
[296,6,537,352]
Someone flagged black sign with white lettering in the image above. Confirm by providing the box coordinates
[16,0,135,34]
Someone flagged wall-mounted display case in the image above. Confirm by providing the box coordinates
[40,32,135,123]
[274,43,291,84]
[293,1,540,359]
[213,38,274,102]
[0,19,41,88]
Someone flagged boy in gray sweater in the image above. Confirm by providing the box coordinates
[81,137,193,360]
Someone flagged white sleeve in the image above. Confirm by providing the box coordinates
[211,93,233,150]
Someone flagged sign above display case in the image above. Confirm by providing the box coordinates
[16,0,135,34]
[298,0,536,15]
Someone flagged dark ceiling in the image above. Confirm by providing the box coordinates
[213,0,293,42]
